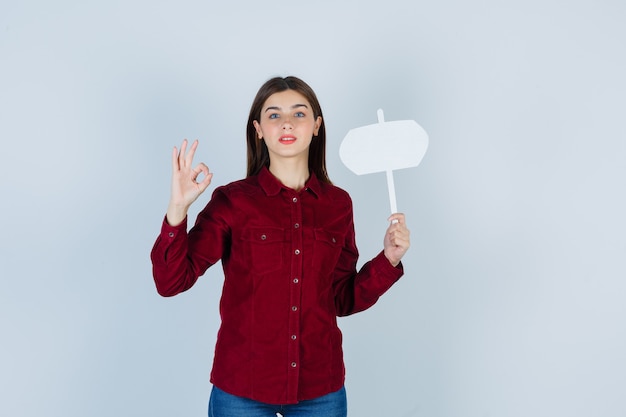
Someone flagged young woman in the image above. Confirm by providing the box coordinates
[151,76,410,417]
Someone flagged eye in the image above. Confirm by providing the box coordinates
[269,113,279,119]
[295,111,305,118]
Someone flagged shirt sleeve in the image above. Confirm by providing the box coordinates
[332,199,404,316]
[150,187,232,297]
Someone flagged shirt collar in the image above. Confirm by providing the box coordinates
[257,166,321,199]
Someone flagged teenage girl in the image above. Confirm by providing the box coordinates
[151,76,410,417]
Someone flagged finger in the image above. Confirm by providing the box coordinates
[191,162,210,181]
[198,173,214,193]
[191,162,213,193]
[171,146,179,171]
[391,223,410,235]
[387,213,406,225]
[185,139,199,168]
[388,231,407,246]
[388,223,410,239]
[386,222,408,237]
[388,227,410,243]
[391,235,410,249]
[179,139,189,167]
[388,214,403,225]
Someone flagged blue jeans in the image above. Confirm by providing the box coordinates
[208,386,347,417]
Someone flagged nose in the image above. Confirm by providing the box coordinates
[282,115,294,130]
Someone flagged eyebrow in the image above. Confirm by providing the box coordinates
[264,104,309,113]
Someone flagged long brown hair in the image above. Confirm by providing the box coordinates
[246,76,331,184]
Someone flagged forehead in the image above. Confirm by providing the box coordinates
[262,89,311,109]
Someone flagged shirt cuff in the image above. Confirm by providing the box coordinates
[371,250,404,282]
[161,215,188,239]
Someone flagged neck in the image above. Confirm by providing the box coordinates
[269,158,310,191]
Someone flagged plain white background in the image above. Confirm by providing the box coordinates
[1,1,625,416]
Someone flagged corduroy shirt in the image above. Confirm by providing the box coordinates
[151,167,404,404]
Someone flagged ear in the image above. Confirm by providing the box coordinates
[253,120,263,139]
[313,116,322,136]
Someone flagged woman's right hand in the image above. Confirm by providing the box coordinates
[166,139,213,226]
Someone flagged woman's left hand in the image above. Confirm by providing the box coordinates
[383,213,410,267]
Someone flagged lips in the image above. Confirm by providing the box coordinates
[279,135,297,144]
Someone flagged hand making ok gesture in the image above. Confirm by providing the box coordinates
[166,139,213,226]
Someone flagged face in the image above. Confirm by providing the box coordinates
[253,89,322,164]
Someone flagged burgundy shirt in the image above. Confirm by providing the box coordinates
[150,167,404,404]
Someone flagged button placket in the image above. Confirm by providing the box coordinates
[287,191,303,388]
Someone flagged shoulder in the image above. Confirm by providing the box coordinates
[198,177,261,222]
[320,182,353,206]
[200,177,260,214]
[212,176,262,198]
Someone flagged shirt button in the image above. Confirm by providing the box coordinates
[168,232,175,238]
[291,335,297,340]
[291,306,298,312]
[294,223,300,229]
[293,278,299,284]
[294,249,300,255]
[292,197,298,203]
[291,362,297,368]
[261,234,267,240]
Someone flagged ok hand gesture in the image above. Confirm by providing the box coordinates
[166,139,213,226]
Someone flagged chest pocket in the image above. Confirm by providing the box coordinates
[312,229,343,276]
[240,227,287,275]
